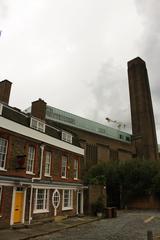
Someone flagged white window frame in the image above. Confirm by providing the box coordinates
[62,131,72,144]
[0,103,3,115]
[44,151,51,177]
[34,188,49,213]
[62,189,73,210]
[61,156,67,178]
[26,146,35,174]
[0,137,8,170]
[73,159,79,179]
[52,189,60,216]
[30,117,45,133]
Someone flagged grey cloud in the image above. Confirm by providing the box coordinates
[0,0,8,18]
[134,0,160,141]
[88,60,131,133]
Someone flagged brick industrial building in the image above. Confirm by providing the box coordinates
[0,57,159,227]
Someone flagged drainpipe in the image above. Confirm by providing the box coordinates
[29,144,45,224]
[32,144,45,182]
[29,185,33,225]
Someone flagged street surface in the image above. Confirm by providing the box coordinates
[33,211,160,240]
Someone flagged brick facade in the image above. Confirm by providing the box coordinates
[0,92,84,227]
[128,57,158,160]
[0,57,159,228]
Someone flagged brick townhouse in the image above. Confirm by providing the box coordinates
[0,80,84,228]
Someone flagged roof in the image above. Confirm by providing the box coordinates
[46,105,131,143]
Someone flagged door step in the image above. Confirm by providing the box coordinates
[12,223,28,229]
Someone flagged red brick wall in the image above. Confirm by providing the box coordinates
[0,128,83,184]
[84,184,106,214]
[31,188,78,221]
[0,186,13,228]
[128,195,160,209]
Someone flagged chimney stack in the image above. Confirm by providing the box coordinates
[0,80,12,104]
[128,57,158,160]
[31,98,46,121]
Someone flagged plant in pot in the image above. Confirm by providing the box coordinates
[91,197,104,217]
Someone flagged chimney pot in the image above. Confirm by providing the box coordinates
[0,79,12,104]
[31,99,46,120]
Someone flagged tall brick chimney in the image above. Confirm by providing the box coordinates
[128,57,158,160]
[31,98,46,121]
[0,80,12,104]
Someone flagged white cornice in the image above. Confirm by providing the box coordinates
[0,116,84,155]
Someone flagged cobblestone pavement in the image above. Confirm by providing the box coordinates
[33,211,160,240]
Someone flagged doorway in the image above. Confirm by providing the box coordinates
[77,190,83,215]
[13,187,24,224]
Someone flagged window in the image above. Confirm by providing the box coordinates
[0,103,3,115]
[119,134,124,140]
[44,151,51,176]
[110,149,118,161]
[73,159,78,179]
[62,189,73,210]
[26,146,35,173]
[62,131,72,144]
[34,189,49,213]
[126,136,131,142]
[0,137,8,170]
[52,189,60,208]
[61,156,67,178]
[30,117,45,132]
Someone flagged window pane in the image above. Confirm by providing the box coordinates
[74,159,78,179]
[63,190,72,208]
[0,137,7,169]
[62,132,72,144]
[26,146,35,172]
[37,189,44,209]
[35,189,49,211]
[30,118,45,132]
[52,190,60,208]
[45,152,51,175]
[61,156,67,178]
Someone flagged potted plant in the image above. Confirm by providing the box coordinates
[91,197,104,217]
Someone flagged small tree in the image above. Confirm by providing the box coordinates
[86,159,160,208]
[86,163,107,185]
[120,159,159,205]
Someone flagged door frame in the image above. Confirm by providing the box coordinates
[10,186,27,225]
[76,190,84,215]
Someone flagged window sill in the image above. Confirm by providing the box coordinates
[0,168,7,172]
[61,176,67,179]
[33,210,49,214]
[62,207,73,211]
[44,174,52,178]
[26,171,35,175]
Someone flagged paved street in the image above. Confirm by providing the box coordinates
[32,211,160,240]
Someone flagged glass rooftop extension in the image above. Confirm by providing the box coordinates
[46,105,132,143]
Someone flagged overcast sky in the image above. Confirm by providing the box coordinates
[0,0,160,142]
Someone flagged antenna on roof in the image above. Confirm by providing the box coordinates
[105,117,126,130]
